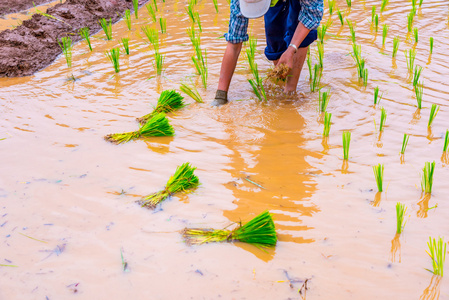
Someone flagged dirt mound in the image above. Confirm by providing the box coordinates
[0,0,146,77]
[0,0,51,17]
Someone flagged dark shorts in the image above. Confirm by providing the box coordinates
[264,0,318,61]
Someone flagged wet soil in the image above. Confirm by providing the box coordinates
[0,0,147,77]
[0,0,51,17]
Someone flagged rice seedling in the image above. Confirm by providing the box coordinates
[415,81,423,109]
[323,112,332,137]
[429,37,434,54]
[159,18,167,34]
[121,38,129,55]
[180,83,203,103]
[401,133,410,154]
[182,211,277,248]
[347,20,356,42]
[443,130,449,152]
[137,90,186,125]
[379,107,387,132]
[154,51,164,75]
[328,0,335,15]
[318,89,331,112]
[142,26,159,51]
[317,25,326,43]
[405,48,416,72]
[426,237,446,276]
[412,0,417,9]
[132,0,139,19]
[413,27,418,43]
[346,0,351,8]
[212,0,219,13]
[421,161,435,194]
[396,202,407,234]
[78,27,92,52]
[374,14,379,32]
[104,112,174,144]
[106,48,120,73]
[419,0,424,7]
[373,163,384,192]
[58,36,72,68]
[380,0,388,12]
[146,3,156,23]
[317,41,324,68]
[392,36,400,58]
[247,49,266,101]
[139,162,199,209]
[362,68,368,87]
[192,48,208,88]
[99,18,112,40]
[310,64,322,92]
[337,9,344,26]
[407,13,413,32]
[342,131,351,160]
[371,6,376,23]
[124,9,131,30]
[413,65,422,87]
[152,0,158,12]
[374,86,383,105]
[382,24,389,47]
[427,104,440,127]
[306,49,312,80]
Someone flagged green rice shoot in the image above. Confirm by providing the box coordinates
[443,129,449,152]
[328,0,335,15]
[413,27,418,43]
[405,48,416,72]
[142,26,159,51]
[152,0,158,12]
[371,6,376,23]
[426,236,446,276]
[337,9,344,26]
[106,48,120,73]
[374,14,379,32]
[380,0,388,12]
[392,36,400,58]
[121,38,129,55]
[318,89,331,112]
[212,0,219,13]
[415,81,423,109]
[99,18,112,40]
[140,162,199,209]
[58,36,72,68]
[317,41,324,68]
[323,112,332,137]
[401,133,410,154]
[379,107,387,132]
[78,27,92,51]
[159,18,167,34]
[104,112,174,144]
[413,65,422,87]
[310,64,322,92]
[342,131,351,160]
[382,24,388,47]
[407,13,413,32]
[124,9,131,30]
[180,83,203,103]
[132,0,139,19]
[428,104,440,127]
[182,211,277,248]
[396,202,407,234]
[246,48,266,101]
[137,90,186,125]
[421,161,435,194]
[154,51,164,75]
[373,163,384,192]
[374,86,383,105]
[347,20,356,43]
[346,0,351,8]
[146,3,156,23]
[430,37,434,54]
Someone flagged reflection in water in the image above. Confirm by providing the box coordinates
[419,275,442,300]
[410,108,421,125]
[417,194,431,218]
[441,152,449,165]
[390,233,401,263]
[321,136,329,154]
[371,192,382,207]
[341,160,349,174]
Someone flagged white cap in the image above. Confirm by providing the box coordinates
[239,0,271,19]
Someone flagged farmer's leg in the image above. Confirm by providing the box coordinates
[217,42,243,92]
[284,46,308,92]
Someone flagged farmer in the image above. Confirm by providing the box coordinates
[212,0,323,106]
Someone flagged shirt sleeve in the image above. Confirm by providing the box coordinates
[298,0,324,30]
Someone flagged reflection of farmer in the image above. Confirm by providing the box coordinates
[212,0,323,106]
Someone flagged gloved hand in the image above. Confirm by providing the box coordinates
[211,90,228,106]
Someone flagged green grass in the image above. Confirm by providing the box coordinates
[413,65,422,87]
[140,162,199,209]
[415,81,423,109]
[428,104,440,127]
[413,27,418,43]
[319,89,331,112]
[78,27,92,51]
[380,0,388,12]
[146,3,156,23]
[382,24,388,47]
[137,90,185,125]
[342,131,351,160]
[99,18,112,40]
[106,48,120,73]
[396,202,407,234]
[374,86,383,105]
[337,9,344,25]
[430,37,434,54]
[444,130,449,152]
[132,0,139,19]
[426,237,446,276]
[124,10,131,30]
[405,48,416,72]
[58,36,72,68]
[379,107,387,132]
[401,133,410,154]
[421,161,435,194]
[392,36,400,58]
[121,38,129,55]
[182,211,277,248]
[323,112,332,137]
[159,17,167,34]
[373,163,384,192]
[180,83,203,103]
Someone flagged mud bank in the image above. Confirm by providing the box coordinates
[0,0,52,17]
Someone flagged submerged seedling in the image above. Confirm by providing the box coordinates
[104,113,174,144]
[323,112,332,137]
[140,163,199,209]
[421,161,435,194]
[124,9,131,30]
[58,36,72,68]
[401,133,410,154]
[374,86,383,105]
[106,47,120,73]
[78,27,92,51]
[137,90,185,125]
[392,36,400,58]
[121,38,129,55]
[318,89,331,112]
[396,202,407,234]
[426,236,446,276]
[373,163,384,192]
[180,83,203,103]
[99,18,112,40]
[182,211,277,248]
[379,107,387,132]
[342,131,351,160]
[428,104,440,127]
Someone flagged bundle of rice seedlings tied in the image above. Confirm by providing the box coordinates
[121,38,130,55]
[392,36,400,58]
[374,86,383,105]
[396,202,407,234]
[106,48,120,73]
[182,211,277,248]
[342,131,351,160]
[104,112,174,144]
[323,112,332,137]
[426,236,446,276]
[124,9,132,30]
[180,83,203,103]
[78,27,92,51]
[401,133,410,155]
[421,161,435,194]
[99,18,112,40]
[137,90,185,125]
[139,162,199,209]
[132,0,139,19]
[373,163,384,192]
[428,104,440,127]
[379,107,387,132]
[318,89,331,113]
[443,129,449,153]
[58,36,72,68]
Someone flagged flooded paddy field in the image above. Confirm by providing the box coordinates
[0,0,448,299]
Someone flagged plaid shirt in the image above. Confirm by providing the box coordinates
[225,0,323,44]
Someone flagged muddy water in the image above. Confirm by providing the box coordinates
[1,0,449,299]
[0,0,64,28]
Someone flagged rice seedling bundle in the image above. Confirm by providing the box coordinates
[121,38,130,55]
[401,133,410,154]
[146,3,156,23]
[212,0,219,13]
[337,9,344,26]
[99,18,112,40]
[78,27,92,51]
[421,161,435,194]
[342,131,351,160]
[392,36,400,58]
[346,0,351,8]
[328,0,335,15]
[382,24,388,47]
[137,90,185,125]
[379,107,387,132]
[413,65,422,87]
[415,81,423,109]
[58,36,72,68]
[426,237,446,276]
[104,112,174,144]
[106,48,120,73]
[405,49,416,72]
[180,83,203,103]
[132,0,139,19]
[159,18,167,34]
[444,130,449,152]
[140,163,199,209]
[428,104,439,127]
[373,163,384,192]
[374,86,382,105]
[318,89,331,112]
[413,27,418,43]
[381,0,388,12]
[182,211,277,248]
[323,112,332,137]
[396,202,407,234]
[124,9,132,30]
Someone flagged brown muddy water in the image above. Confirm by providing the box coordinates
[1,0,449,299]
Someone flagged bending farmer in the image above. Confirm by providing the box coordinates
[212,0,324,106]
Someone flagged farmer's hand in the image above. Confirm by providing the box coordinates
[277,47,296,70]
